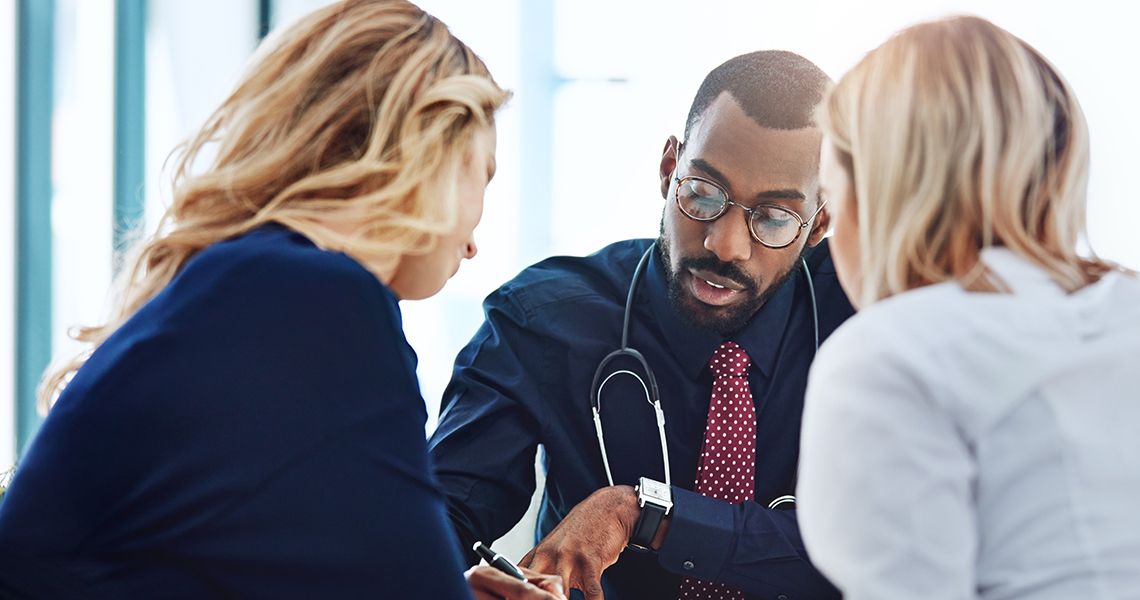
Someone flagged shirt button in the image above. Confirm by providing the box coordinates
[682,560,695,571]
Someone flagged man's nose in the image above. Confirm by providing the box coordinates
[703,210,752,264]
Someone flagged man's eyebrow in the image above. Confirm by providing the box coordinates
[755,188,806,202]
[689,157,806,202]
[689,158,731,187]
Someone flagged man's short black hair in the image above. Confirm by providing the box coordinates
[684,50,832,138]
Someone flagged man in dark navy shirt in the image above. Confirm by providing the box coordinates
[430,51,855,600]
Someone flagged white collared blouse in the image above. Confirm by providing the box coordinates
[798,248,1140,600]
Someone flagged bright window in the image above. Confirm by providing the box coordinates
[1,1,17,465]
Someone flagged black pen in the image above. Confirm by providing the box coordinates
[473,541,527,581]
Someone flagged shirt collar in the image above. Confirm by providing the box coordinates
[980,247,1066,297]
[644,245,796,380]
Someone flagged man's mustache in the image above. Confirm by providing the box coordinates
[678,255,758,291]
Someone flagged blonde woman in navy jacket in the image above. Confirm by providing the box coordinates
[0,2,561,599]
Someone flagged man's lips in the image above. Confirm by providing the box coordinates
[689,269,746,291]
[686,269,748,307]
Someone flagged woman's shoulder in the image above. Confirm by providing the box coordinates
[130,222,414,376]
[834,265,1140,362]
[192,223,386,293]
[809,282,981,416]
[169,223,401,322]
[822,281,968,360]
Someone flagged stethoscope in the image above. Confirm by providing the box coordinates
[589,242,819,509]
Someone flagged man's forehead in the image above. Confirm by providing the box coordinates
[685,94,821,193]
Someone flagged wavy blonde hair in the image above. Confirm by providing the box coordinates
[39,0,509,410]
[820,15,1116,307]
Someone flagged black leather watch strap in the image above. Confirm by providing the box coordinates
[628,500,667,552]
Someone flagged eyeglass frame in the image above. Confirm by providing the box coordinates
[672,175,828,249]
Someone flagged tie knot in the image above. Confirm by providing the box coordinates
[709,341,751,378]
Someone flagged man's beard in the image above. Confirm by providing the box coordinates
[657,224,801,336]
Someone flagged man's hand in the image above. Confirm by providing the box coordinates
[517,485,642,600]
[465,565,566,599]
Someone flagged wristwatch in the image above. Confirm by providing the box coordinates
[628,477,672,552]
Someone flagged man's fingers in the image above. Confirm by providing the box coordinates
[559,565,576,599]
[578,569,605,600]
[526,573,566,599]
[521,547,559,577]
[519,546,576,599]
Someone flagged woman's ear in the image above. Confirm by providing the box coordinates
[807,200,831,247]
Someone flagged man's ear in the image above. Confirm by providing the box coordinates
[659,136,681,199]
[807,201,831,247]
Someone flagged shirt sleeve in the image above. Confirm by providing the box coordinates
[657,490,840,598]
[428,288,549,566]
[796,319,978,600]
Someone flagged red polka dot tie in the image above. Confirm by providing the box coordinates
[678,342,755,600]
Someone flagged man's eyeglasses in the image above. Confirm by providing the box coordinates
[673,175,827,249]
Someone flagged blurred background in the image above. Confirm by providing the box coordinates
[2,0,1138,558]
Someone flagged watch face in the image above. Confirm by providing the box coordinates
[639,478,670,501]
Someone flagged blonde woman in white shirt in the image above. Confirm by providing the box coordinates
[798,15,1140,600]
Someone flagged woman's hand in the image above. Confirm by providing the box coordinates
[465,565,566,599]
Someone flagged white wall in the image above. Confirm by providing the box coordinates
[546,0,1140,268]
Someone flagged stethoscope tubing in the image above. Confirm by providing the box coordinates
[590,242,819,510]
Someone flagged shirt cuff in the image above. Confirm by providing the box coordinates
[656,487,735,581]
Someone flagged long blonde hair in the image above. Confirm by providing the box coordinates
[820,15,1115,307]
[39,0,509,410]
